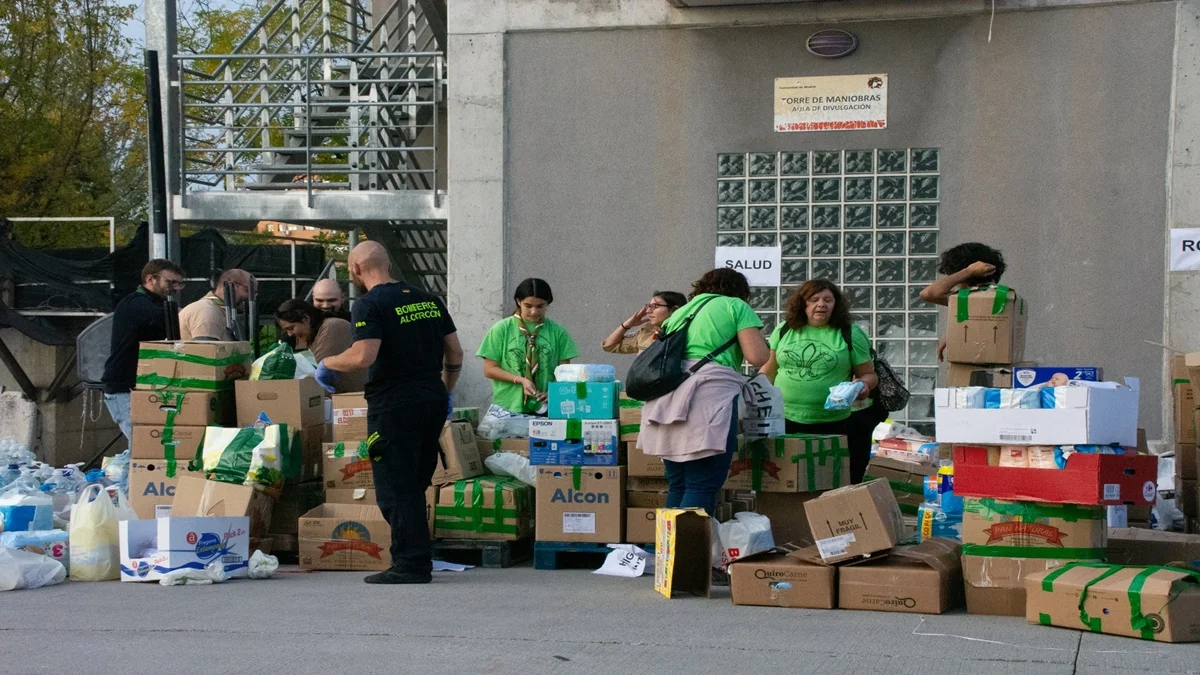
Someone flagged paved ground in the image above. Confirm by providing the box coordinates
[5,563,1199,674]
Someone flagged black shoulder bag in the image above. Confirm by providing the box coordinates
[624,296,738,402]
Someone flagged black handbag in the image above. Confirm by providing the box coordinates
[836,325,909,413]
[625,296,738,402]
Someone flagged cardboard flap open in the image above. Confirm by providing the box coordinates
[887,537,962,574]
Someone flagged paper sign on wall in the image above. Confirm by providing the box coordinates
[716,247,782,287]
[1171,228,1200,271]
[774,74,888,133]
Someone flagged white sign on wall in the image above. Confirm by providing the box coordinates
[774,74,888,133]
[1171,228,1200,271]
[715,246,782,287]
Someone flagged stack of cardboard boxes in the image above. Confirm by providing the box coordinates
[127,341,249,520]
[621,393,664,544]
[1179,355,1200,529]
[943,286,1028,389]
[533,381,625,544]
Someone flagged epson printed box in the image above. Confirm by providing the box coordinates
[528,419,621,466]
[119,516,250,582]
[1012,367,1103,389]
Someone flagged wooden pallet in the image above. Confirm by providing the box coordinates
[533,541,616,570]
[432,537,533,569]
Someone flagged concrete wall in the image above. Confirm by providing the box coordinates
[501,4,1174,433]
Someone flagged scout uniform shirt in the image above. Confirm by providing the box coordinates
[659,293,762,370]
[351,282,456,413]
[769,323,871,424]
[476,316,579,414]
[179,292,230,341]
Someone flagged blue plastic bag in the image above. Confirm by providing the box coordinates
[824,381,865,410]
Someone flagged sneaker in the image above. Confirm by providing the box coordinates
[364,568,432,585]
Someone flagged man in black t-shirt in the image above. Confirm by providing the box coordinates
[320,241,463,584]
[101,259,186,441]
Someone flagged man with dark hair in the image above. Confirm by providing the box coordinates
[178,268,256,340]
[918,242,1006,361]
[101,259,186,440]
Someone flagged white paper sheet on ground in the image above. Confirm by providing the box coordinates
[593,544,653,577]
[433,560,473,572]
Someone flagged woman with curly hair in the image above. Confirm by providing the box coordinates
[761,280,878,482]
[918,242,1006,360]
[638,268,770,517]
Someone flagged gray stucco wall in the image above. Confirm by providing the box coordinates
[503,3,1174,434]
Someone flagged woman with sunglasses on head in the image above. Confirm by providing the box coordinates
[602,291,687,354]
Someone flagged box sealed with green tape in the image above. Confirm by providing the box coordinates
[434,476,533,541]
[865,455,938,516]
[135,340,251,391]
[726,434,849,493]
[548,381,619,420]
[963,497,1106,559]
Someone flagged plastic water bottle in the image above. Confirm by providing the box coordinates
[84,468,112,489]
[103,450,130,500]
[1,464,21,488]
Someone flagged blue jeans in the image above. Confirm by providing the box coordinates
[104,392,132,442]
[663,397,739,517]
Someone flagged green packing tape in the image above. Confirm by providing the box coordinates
[566,419,583,440]
[787,434,848,492]
[619,425,640,437]
[436,476,526,535]
[356,441,369,459]
[992,285,1010,316]
[572,465,582,491]
[960,544,1106,559]
[1175,379,1192,385]
[954,284,1010,323]
[955,288,971,323]
[746,439,768,492]
[888,480,925,496]
[576,382,588,399]
[899,503,919,516]
[164,457,177,479]
[1038,613,1052,626]
[136,374,235,391]
[619,398,644,409]
[966,497,1102,523]
[333,442,346,458]
[492,438,503,450]
[137,348,249,367]
[1049,562,1200,640]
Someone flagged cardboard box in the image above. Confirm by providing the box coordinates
[836,538,963,614]
[434,476,533,540]
[728,551,837,609]
[331,392,368,442]
[235,377,326,430]
[619,410,641,442]
[268,479,324,536]
[627,442,664,478]
[433,421,485,484]
[128,457,203,520]
[655,508,712,598]
[290,424,326,484]
[535,465,624,543]
[1179,479,1199,518]
[953,445,1159,506]
[451,406,479,426]
[119,516,251,582]
[803,479,906,564]
[962,497,1106,557]
[476,437,530,460]
[1026,564,1200,642]
[944,287,1027,364]
[945,364,1020,388]
[753,492,822,548]
[1174,355,1196,444]
[726,435,850,493]
[129,388,233,427]
[135,340,251,391]
[529,419,621,466]
[130,424,206,461]
[547,381,619,419]
[171,476,275,541]
[934,385,1138,447]
[298,503,391,571]
[1012,366,1103,389]
[962,555,1091,617]
[324,441,374,490]
[627,491,668,509]
[1177,443,1198,481]
[864,456,939,517]
[1106,528,1200,565]
[326,488,377,506]
[626,507,657,543]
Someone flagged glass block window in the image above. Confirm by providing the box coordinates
[716,149,941,433]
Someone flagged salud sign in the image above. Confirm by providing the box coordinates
[774,74,887,133]
[1171,228,1200,271]
[716,246,781,287]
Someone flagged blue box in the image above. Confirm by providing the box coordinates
[1012,367,1103,389]
[547,382,619,419]
[528,419,621,465]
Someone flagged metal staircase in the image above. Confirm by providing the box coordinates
[170,0,447,293]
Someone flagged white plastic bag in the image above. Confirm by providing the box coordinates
[0,548,66,591]
[714,512,775,569]
[248,550,279,579]
[477,404,534,440]
[553,364,616,383]
[68,484,135,581]
[741,375,785,439]
[484,453,536,487]
[159,560,229,586]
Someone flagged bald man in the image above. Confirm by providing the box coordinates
[179,269,256,341]
[311,278,350,320]
[321,241,463,585]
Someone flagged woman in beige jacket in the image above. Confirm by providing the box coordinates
[601,291,686,354]
[275,299,368,392]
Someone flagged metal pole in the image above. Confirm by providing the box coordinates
[290,241,297,299]
[145,50,169,260]
[348,227,359,305]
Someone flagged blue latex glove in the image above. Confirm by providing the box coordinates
[446,393,454,420]
[314,362,337,393]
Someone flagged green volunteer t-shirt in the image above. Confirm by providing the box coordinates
[661,293,763,370]
[476,316,580,413]
[769,323,871,424]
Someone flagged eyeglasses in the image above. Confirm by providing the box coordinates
[156,275,186,290]
[646,302,670,310]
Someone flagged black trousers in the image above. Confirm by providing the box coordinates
[367,399,447,574]
[785,413,874,485]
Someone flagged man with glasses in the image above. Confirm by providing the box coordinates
[101,259,187,441]
[179,268,256,341]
